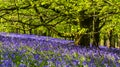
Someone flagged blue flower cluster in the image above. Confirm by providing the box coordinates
[0,32,74,50]
[0,32,120,67]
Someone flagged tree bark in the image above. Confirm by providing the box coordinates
[80,32,90,47]
[109,30,115,48]
[79,18,92,46]
[104,35,107,46]
[92,17,101,47]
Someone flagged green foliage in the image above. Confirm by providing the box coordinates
[0,0,120,47]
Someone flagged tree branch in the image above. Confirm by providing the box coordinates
[0,4,30,11]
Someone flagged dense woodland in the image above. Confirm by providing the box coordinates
[0,0,120,48]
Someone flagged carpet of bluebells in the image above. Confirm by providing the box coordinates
[0,32,120,67]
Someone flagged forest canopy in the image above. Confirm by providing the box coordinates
[0,0,120,48]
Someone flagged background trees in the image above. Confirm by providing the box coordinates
[0,0,120,48]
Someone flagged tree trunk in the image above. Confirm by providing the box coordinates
[92,18,100,47]
[93,32,100,47]
[15,28,19,33]
[79,16,93,47]
[22,24,26,34]
[118,39,120,48]
[104,35,107,46]
[116,34,119,48]
[34,29,37,35]
[80,33,90,47]
[29,28,32,35]
[109,30,115,48]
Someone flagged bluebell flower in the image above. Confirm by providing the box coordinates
[116,62,120,67]
[82,61,87,66]
[72,59,79,65]
[34,54,39,60]
[90,58,95,63]
[2,59,13,67]
[3,52,9,59]
[88,62,96,67]
[55,60,61,67]
[19,64,26,67]
[51,58,56,61]
[102,57,109,64]
[11,53,15,59]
